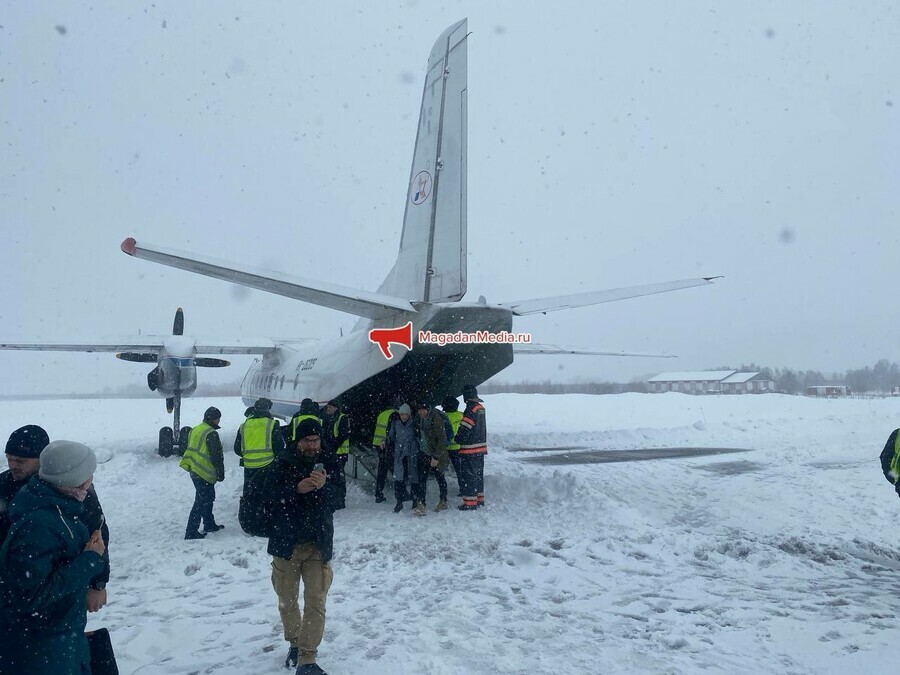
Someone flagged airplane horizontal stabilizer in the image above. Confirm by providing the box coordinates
[513,343,675,358]
[121,239,416,320]
[499,277,719,316]
[0,338,276,355]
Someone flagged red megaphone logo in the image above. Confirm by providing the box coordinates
[368,321,413,360]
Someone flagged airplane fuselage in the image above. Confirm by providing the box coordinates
[241,303,514,443]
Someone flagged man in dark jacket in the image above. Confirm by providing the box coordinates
[288,398,323,445]
[179,407,226,539]
[235,398,286,536]
[0,440,107,675]
[320,399,350,510]
[454,384,488,511]
[415,402,450,514]
[262,417,339,675]
[0,425,110,610]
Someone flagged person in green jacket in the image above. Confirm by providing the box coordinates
[414,402,450,514]
[0,440,106,675]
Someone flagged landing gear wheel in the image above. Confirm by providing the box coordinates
[158,427,174,457]
[178,426,192,456]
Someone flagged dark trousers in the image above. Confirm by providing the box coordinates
[335,455,348,510]
[375,447,394,498]
[393,456,410,503]
[186,473,217,534]
[413,452,447,505]
[458,453,485,503]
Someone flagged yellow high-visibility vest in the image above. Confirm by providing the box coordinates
[239,417,277,469]
[180,422,217,483]
[334,413,350,456]
[291,414,321,441]
[446,410,463,451]
[372,408,395,447]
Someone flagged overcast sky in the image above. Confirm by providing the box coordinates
[1,1,897,395]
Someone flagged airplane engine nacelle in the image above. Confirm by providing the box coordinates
[156,356,197,396]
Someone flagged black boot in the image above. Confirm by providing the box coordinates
[296,664,328,674]
[375,494,386,503]
[284,645,298,668]
[204,524,225,532]
[184,531,206,540]
[393,501,403,513]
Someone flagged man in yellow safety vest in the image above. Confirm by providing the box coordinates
[373,400,400,503]
[180,406,226,539]
[320,398,350,510]
[234,398,285,534]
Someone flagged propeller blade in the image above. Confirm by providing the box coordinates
[116,352,158,363]
[173,307,184,336]
[194,357,230,368]
[147,367,160,391]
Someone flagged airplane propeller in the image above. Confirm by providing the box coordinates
[173,307,184,336]
[116,352,158,363]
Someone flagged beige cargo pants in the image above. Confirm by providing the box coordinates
[271,542,334,666]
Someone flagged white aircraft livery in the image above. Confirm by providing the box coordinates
[1,19,716,453]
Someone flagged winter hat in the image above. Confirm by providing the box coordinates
[327,398,341,410]
[417,401,429,410]
[294,417,322,439]
[254,398,273,413]
[204,406,222,422]
[39,440,97,488]
[5,425,50,458]
[462,385,482,401]
[441,396,459,412]
[398,403,412,415]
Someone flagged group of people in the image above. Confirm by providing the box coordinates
[178,396,345,673]
[0,384,487,675]
[0,425,111,674]
[374,384,488,515]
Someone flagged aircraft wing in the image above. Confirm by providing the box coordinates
[499,277,719,316]
[0,340,165,352]
[121,238,416,320]
[0,338,276,355]
[514,343,675,357]
[192,338,277,355]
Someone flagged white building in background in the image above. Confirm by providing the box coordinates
[647,371,776,394]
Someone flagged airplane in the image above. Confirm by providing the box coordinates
[0,306,273,456]
[1,19,716,458]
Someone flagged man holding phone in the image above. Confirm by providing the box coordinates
[261,417,340,675]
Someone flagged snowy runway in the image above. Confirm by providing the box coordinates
[2,393,899,674]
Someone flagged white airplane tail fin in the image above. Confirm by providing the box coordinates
[377,19,468,305]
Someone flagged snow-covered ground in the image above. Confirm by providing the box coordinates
[3,392,900,674]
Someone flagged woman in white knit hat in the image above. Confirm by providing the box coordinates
[0,440,106,675]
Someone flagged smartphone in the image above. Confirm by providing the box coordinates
[313,463,325,473]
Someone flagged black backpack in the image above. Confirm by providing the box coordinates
[239,494,277,538]
[238,469,278,537]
